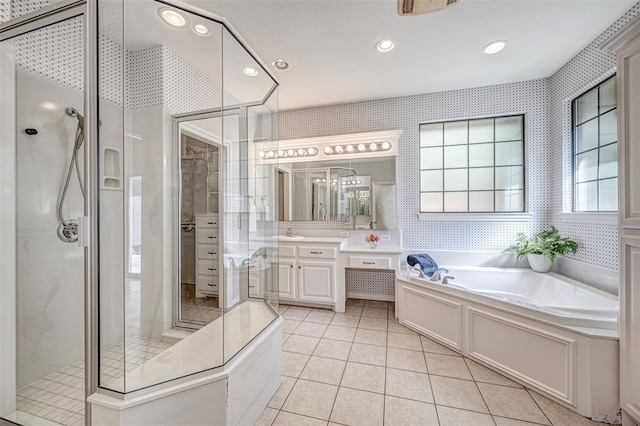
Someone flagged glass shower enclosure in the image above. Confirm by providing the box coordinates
[1,0,279,424]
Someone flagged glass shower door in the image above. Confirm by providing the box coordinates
[0,15,87,426]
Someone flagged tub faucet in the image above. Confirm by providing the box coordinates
[429,268,450,282]
[442,276,455,285]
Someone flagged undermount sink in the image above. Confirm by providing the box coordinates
[278,235,305,241]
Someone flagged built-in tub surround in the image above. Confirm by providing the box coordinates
[89,304,282,426]
[397,268,620,423]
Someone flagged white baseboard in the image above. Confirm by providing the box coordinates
[347,292,394,302]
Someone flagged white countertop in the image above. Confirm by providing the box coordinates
[278,236,347,244]
[341,245,402,254]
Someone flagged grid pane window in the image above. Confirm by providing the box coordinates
[573,76,618,212]
[419,115,525,213]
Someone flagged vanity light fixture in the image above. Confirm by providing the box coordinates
[375,38,395,53]
[192,24,211,36]
[482,40,507,55]
[243,67,259,77]
[159,8,188,28]
[258,147,319,160]
[324,142,393,155]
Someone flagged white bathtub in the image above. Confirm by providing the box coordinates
[410,266,619,330]
[396,267,620,423]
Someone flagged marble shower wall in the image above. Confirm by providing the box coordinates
[15,70,85,387]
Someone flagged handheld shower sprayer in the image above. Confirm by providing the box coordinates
[57,107,86,243]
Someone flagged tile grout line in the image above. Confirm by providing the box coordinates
[422,332,442,426]
[525,388,554,426]
[327,324,356,425]
[462,356,495,424]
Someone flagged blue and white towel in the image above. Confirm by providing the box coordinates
[407,253,438,276]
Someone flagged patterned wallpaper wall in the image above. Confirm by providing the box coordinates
[280,79,552,254]
[549,2,640,270]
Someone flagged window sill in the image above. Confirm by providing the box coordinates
[556,212,618,226]
[418,212,532,222]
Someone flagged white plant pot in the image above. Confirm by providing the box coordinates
[527,254,553,273]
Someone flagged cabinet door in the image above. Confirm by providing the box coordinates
[278,259,296,300]
[298,261,334,303]
[621,232,640,422]
[248,266,263,298]
[619,34,640,228]
[619,33,640,424]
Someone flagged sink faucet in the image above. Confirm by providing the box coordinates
[286,228,296,237]
[429,268,450,282]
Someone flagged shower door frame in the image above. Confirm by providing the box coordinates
[0,1,99,425]
[172,106,244,330]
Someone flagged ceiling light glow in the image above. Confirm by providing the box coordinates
[375,38,395,53]
[159,8,188,28]
[483,40,507,55]
[243,67,259,77]
[192,24,211,36]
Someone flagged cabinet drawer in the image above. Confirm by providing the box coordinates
[197,230,219,244]
[348,256,391,269]
[197,245,219,260]
[198,261,220,276]
[196,216,219,228]
[299,246,336,259]
[279,245,297,258]
[197,276,219,292]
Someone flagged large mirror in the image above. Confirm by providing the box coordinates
[278,157,397,229]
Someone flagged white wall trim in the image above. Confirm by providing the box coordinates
[557,212,618,226]
[600,13,640,53]
[418,213,532,222]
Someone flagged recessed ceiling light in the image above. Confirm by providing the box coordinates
[483,40,507,55]
[272,59,290,71]
[159,8,188,28]
[243,67,259,77]
[375,38,395,53]
[192,24,210,36]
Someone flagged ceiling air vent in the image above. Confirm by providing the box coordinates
[399,0,460,16]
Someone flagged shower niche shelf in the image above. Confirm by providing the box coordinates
[101,147,122,190]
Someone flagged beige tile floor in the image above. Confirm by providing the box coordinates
[256,299,612,426]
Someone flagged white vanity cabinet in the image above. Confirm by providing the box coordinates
[195,214,220,296]
[277,238,346,312]
[298,261,335,303]
[614,21,640,424]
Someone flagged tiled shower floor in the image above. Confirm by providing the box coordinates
[12,336,173,426]
[257,300,613,426]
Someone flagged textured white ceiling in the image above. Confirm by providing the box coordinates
[185,0,635,111]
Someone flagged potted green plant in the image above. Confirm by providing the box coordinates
[507,226,578,273]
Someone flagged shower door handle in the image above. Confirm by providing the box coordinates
[77,216,89,248]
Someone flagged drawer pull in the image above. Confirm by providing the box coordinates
[207,221,217,225]
[207,236,217,239]
[207,251,217,255]
[362,261,376,265]
[207,283,215,287]
[310,251,323,254]
[249,285,256,288]
[207,268,217,271]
